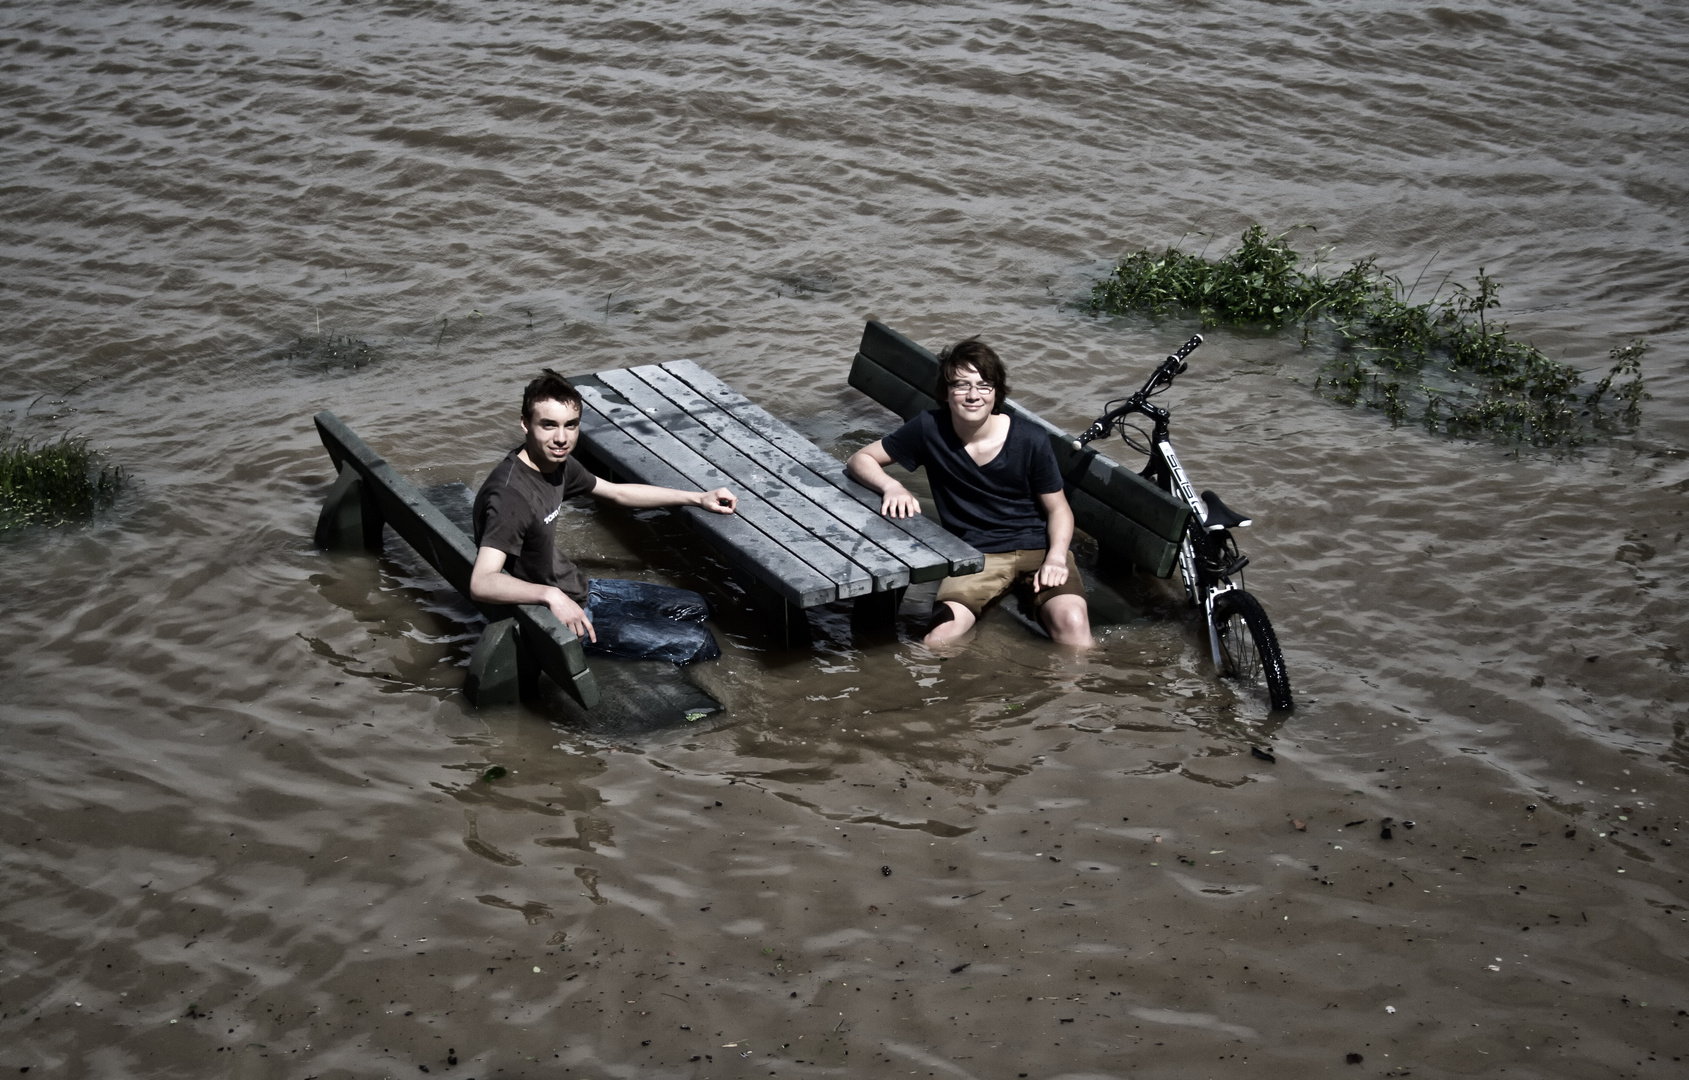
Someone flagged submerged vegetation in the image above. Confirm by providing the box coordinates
[1089,226,1647,444]
[282,332,376,371]
[0,434,124,528]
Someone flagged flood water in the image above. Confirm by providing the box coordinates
[3,1,1688,1076]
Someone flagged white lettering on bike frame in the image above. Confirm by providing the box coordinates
[1158,441,1205,527]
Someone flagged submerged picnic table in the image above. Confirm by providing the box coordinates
[312,321,1183,715]
[568,359,984,612]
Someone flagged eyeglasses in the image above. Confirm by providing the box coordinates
[948,381,996,396]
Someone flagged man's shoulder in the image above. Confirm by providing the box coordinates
[1006,411,1055,453]
[888,408,948,445]
[478,448,525,492]
[559,455,597,494]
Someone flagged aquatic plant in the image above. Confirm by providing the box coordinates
[1089,226,1640,445]
[0,434,124,528]
[1585,338,1649,425]
[283,332,376,371]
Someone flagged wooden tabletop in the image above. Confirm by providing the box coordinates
[571,360,982,609]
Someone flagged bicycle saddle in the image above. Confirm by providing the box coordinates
[1200,490,1253,530]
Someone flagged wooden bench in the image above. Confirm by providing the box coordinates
[568,360,984,615]
[847,321,1191,577]
[312,411,600,709]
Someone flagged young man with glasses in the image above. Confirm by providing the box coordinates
[848,338,1093,647]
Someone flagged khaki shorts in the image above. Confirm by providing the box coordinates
[935,549,1086,617]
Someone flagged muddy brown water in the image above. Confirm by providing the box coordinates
[3,1,1687,1077]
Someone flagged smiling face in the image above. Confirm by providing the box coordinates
[944,363,998,426]
[520,397,582,472]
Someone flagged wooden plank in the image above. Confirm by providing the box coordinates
[596,368,902,591]
[312,411,600,708]
[625,364,947,585]
[1070,488,1181,579]
[847,328,1191,545]
[315,412,478,591]
[574,381,874,602]
[664,360,983,578]
[848,351,933,422]
[859,320,941,395]
[572,400,837,608]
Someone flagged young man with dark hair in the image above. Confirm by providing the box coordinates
[848,338,1093,648]
[469,369,738,660]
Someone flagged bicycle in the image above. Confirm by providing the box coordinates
[1073,334,1294,711]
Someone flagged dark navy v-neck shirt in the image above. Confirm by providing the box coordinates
[881,409,1062,553]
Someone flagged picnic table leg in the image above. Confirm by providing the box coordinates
[775,594,810,650]
[465,617,522,706]
[851,587,907,634]
[314,462,385,552]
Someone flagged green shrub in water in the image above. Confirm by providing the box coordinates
[0,434,124,528]
[1089,226,1646,445]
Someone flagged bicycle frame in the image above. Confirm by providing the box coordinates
[1152,438,1236,666]
[1074,335,1248,668]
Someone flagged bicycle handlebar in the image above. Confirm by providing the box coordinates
[1072,334,1203,447]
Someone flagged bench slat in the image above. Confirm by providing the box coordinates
[1069,489,1182,579]
[625,364,948,586]
[573,400,837,608]
[663,360,984,577]
[576,381,874,602]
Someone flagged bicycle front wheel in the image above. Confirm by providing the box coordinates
[1211,590,1293,712]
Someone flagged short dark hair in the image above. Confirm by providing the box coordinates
[522,368,582,421]
[936,337,1010,414]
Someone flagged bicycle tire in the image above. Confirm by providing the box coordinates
[1211,590,1293,712]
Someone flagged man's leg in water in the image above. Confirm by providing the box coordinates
[1038,593,1093,648]
[925,553,1016,646]
[1026,550,1093,648]
[924,600,977,645]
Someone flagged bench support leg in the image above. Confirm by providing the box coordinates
[315,462,384,552]
[851,587,907,634]
[465,618,522,706]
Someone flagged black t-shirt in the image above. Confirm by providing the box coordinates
[472,449,599,603]
[880,409,1063,553]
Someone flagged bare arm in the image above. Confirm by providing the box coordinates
[847,440,921,518]
[591,479,736,514]
[1033,489,1076,592]
[468,545,596,642]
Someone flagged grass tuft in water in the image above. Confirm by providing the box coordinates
[0,434,125,528]
[283,332,376,371]
[1089,226,1644,445]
